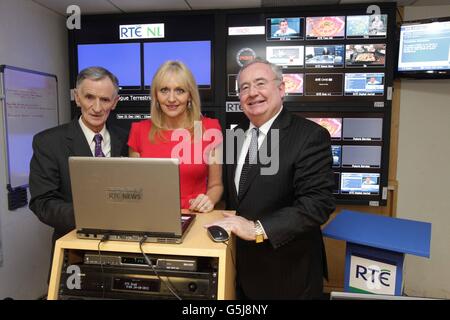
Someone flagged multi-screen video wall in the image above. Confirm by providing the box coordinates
[69,3,396,206]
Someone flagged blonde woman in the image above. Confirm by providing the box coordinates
[128,61,223,212]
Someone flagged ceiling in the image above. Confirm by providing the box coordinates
[31,0,450,16]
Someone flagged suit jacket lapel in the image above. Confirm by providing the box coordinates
[66,119,92,157]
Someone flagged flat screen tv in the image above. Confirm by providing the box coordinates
[397,16,450,79]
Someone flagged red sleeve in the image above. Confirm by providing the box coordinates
[127,121,144,153]
[203,117,223,145]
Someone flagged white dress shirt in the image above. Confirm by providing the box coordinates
[234,106,283,194]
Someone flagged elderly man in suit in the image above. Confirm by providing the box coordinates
[208,58,335,299]
[29,66,128,247]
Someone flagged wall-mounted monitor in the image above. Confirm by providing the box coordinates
[397,17,450,79]
[266,17,304,41]
[342,118,383,141]
[266,46,304,67]
[77,43,141,88]
[340,172,380,195]
[282,73,304,95]
[345,44,386,68]
[143,40,212,87]
[346,14,387,39]
[307,117,342,140]
[305,45,345,68]
[305,73,343,96]
[344,72,384,96]
[305,16,345,40]
[341,145,381,168]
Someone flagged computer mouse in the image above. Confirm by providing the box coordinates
[207,225,229,242]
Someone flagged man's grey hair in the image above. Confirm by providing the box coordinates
[76,66,120,95]
[236,57,283,88]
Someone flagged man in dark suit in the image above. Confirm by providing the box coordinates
[29,66,128,247]
[208,58,335,299]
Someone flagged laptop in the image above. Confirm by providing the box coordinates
[69,157,195,244]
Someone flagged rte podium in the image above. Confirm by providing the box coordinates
[323,210,431,296]
[47,210,235,300]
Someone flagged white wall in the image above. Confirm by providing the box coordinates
[397,5,450,299]
[0,0,70,299]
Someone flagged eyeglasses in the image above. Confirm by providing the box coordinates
[238,78,280,96]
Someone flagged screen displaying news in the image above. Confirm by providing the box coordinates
[305,45,345,68]
[143,41,211,87]
[304,73,343,96]
[398,20,450,72]
[341,145,381,168]
[346,14,388,39]
[342,118,383,141]
[331,145,341,167]
[305,16,345,40]
[345,44,386,68]
[266,46,304,67]
[282,73,304,95]
[266,17,304,41]
[77,43,141,87]
[344,72,384,96]
[340,172,380,195]
[307,117,342,140]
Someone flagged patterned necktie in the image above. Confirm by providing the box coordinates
[239,127,259,198]
[94,133,105,157]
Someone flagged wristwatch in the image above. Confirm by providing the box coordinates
[254,220,265,243]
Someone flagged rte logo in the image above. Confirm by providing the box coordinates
[119,24,165,40]
[355,264,391,290]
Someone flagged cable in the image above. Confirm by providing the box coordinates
[97,234,110,299]
[138,236,182,300]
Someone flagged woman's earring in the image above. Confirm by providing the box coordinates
[156,101,160,109]
[188,101,192,109]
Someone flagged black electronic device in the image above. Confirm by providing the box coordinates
[207,225,229,242]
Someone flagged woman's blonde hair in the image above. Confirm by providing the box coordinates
[149,60,202,142]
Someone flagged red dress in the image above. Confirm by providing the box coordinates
[128,117,222,209]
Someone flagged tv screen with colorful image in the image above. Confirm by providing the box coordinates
[282,73,304,95]
[306,16,345,40]
[266,17,303,41]
[345,44,386,67]
[346,15,387,39]
[266,46,304,67]
[305,45,345,68]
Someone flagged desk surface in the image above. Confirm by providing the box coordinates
[56,210,235,257]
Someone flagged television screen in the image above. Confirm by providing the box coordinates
[331,145,342,167]
[346,15,387,39]
[345,44,386,68]
[143,41,211,87]
[341,145,381,168]
[306,16,345,40]
[344,72,384,96]
[266,46,304,67]
[304,73,343,96]
[340,172,380,195]
[282,73,304,95]
[266,17,303,41]
[342,118,383,141]
[307,117,342,140]
[397,18,450,77]
[77,43,141,88]
[305,45,345,68]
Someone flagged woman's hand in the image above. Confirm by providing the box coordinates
[189,194,214,213]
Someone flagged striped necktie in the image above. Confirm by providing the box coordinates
[238,127,259,198]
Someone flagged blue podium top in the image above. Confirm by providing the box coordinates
[323,210,431,258]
